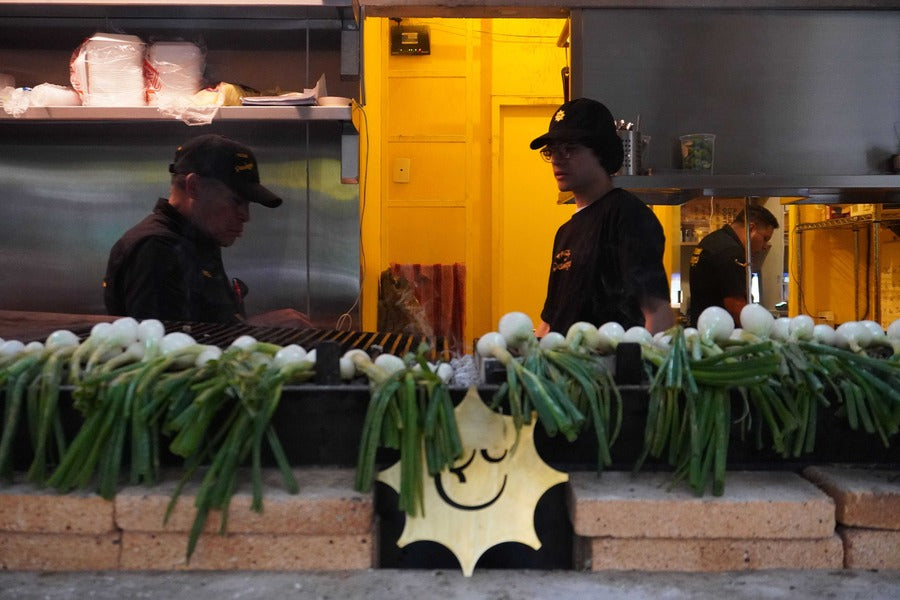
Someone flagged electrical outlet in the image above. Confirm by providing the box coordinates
[392,158,410,183]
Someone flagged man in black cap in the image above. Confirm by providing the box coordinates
[103,134,311,327]
[688,204,779,327]
[531,98,673,336]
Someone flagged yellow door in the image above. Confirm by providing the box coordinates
[493,101,571,329]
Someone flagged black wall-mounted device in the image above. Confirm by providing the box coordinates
[390,24,430,55]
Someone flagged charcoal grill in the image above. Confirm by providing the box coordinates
[73,321,453,361]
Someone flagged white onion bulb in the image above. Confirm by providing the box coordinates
[0,339,25,358]
[436,363,454,384]
[539,331,566,351]
[789,314,815,341]
[137,319,165,343]
[697,306,734,344]
[740,304,774,338]
[622,326,653,346]
[195,345,223,367]
[45,329,79,349]
[770,317,791,342]
[374,353,405,374]
[887,319,900,340]
[813,324,837,346]
[230,335,257,350]
[273,344,307,369]
[597,322,625,354]
[566,322,601,350]
[476,332,507,357]
[498,311,534,347]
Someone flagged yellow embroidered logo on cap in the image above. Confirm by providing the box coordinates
[201,269,213,278]
[554,110,565,122]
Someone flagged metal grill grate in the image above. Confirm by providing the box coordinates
[75,321,452,360]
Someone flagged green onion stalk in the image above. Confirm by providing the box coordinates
[47,342,207,498]
[353,344,462,518]
[637,327,781,496]
[162,341,313,561]
[526,343,621,473]
[0,343,75,482]
[796,341,900,447]
[486,338,586,447]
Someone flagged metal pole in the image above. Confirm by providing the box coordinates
[744,197,752,303]
[874,221,881,323]
[853,229,860,320]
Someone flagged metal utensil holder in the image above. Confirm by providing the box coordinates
[617,129,641,176]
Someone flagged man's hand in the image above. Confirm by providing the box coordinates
[642,296,675,334]
[247,308,313,329]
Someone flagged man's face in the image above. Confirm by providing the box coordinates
[189,176,251,247]
[749,223,775,255]
[541,142,606,193]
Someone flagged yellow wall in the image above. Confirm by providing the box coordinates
[788,205,900,327]
[360,17,568,350]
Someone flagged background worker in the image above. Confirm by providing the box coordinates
[531,98,674,337]
[688,204,779,326]
[103,134,312,328]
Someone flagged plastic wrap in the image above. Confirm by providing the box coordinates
[29,83,81,107]
[145,41,205,106]
[70,33,146,106]
[1,87,28,117]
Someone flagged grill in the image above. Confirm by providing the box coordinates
[74,321,453,361]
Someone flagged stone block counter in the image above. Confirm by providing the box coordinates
[0,468,374,571]
[567,471,843,571]
[804,465,900,570]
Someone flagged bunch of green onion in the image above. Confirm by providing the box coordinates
[351,343,461,517]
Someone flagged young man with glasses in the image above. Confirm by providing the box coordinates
[531,98,673,337]
[103,134,312,328]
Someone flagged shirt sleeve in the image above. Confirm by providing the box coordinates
[120,236,193,321]
[617,202,670,303]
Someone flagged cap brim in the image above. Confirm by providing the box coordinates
[231,180,283,208]
[529,129,594,150]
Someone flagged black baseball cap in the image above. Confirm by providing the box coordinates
[530,98,624,173]
[169,134,283,208]
[529,98,619,148]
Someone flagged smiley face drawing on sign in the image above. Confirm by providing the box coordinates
[377,387,568,576]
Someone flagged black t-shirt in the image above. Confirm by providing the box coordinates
[103,199,244,324]
[687,225,746,326]
[540,188,670,333]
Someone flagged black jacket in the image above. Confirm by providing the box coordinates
[103,199,244,323]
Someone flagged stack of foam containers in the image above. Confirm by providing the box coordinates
[70,33,147,106]
[145,41,205,106]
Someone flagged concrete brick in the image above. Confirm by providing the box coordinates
[582,535,844,571]
[568,471,835,539]
[0,532,120,570]
[804,466,900,530]
[840,527,900,570]
[115,468,372,535]
[0,481,115,534]
[119,531,374,570]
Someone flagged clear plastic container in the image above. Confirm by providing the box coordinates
[680,133,715,173]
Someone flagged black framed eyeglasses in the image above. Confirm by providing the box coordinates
[539,143,577,162]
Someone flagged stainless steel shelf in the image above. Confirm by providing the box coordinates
[2,105,353,122]
[614,174,900,205]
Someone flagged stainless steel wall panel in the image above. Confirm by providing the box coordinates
[0,121,359,327]
[571,9,900,176]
